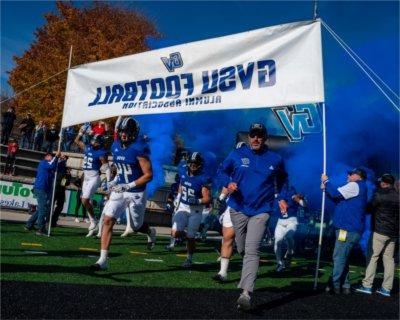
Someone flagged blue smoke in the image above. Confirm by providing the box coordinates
[139,34,398,255]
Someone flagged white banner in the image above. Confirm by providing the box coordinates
[62,20,324,127]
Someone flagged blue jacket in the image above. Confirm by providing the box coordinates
[34,157,59,193]
[325,180,368,233]
[218,145,286,216]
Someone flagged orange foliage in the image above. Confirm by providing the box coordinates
[8,1,160,126]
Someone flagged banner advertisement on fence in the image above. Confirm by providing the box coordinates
[0,180,70,213]
[62,20,324,127]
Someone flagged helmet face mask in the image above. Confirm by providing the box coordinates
[90,134,104,149]
[119,118,139,144]
[187,152,203,175]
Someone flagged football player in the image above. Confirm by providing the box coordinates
[170,152,211,267]
[75,131,110,237]
[90,117,155,270]
[213,141,246,282]
[274,183,305,272]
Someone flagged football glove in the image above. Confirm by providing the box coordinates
[112,183,130,193]
[107,180,117,190]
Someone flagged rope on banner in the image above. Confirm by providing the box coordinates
[321,20,400,112]
[322,20,399,100]
[0,68,68,104]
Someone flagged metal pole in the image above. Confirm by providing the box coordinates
[313,102,327,290]
[313,0,318,20]
[47,45,73,237]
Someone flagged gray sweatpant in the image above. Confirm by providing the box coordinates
[230,208,270,292]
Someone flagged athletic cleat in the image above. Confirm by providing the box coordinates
[237,293,251,311]
[86,227,98,238]
[284,252,293,267]
[212,273,228,283]
[146,227,156,250]
[95,233,101,239]
[165,244,174,252]
[120,228,134,237]
[182,259,193,268]
[276,264,285,273]
[355,285,372,295]
[376,287,391,297]
[74,218,80,223]
[88,221,97,230]
[89,262,107,271]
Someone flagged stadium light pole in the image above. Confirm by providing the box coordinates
[47,45,73,237]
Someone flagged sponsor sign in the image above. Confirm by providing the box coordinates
[0,180,70,213]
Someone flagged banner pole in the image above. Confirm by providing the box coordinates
[47,46,73,237]
[313,102,327,289]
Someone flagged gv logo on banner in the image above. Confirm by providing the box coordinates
[272,104,322,142]
[161,52,184,72]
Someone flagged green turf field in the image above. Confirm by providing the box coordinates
[1,220,369,290]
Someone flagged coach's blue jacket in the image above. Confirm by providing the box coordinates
[218,145,286,216]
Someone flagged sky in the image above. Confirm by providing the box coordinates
[1,0,399,212]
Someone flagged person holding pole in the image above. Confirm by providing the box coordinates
[24,151,61,235]
[51,155,71,227]
[218,123,287,310]
[74,131,111,237]
[321,168,368,294]
[90,117,155,270]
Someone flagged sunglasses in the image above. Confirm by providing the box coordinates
[249,132,265,138]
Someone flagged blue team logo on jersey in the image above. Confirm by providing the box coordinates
[272,104,322,142]
[161,52,183,72]
[241,158,250,167]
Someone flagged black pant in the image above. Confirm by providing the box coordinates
[52,186,66,226]
[4,154,16,174]
[1,125,12,144]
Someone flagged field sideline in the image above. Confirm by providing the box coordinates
[1,220,398,319]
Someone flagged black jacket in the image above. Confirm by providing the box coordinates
[46,128,59,142]
[2,111,16,127]
[369,187,399,238]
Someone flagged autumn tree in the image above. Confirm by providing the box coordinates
[8,1,160,125]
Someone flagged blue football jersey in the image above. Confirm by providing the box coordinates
[111,139,150,192]
[82,145,107,171]
[179,171,211,205]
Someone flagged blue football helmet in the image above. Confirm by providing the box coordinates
[118,117,140,142]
